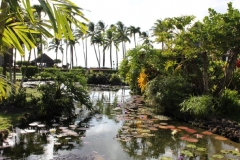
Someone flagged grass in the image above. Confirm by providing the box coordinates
[0,113,21,130]
[26,88,41,100]
[0,117,12,132]
[0,87,42,133]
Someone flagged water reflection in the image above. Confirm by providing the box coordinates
[1,87,240,160]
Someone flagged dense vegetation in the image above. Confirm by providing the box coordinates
[0,0,240,138]
[118,3,240,121]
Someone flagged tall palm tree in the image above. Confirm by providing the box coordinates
[128,26,141,47]
[140,31,153,47]
[96,21,107,67]
[116,21,130,58]
[104,26,119,69]
[151,19,174,50]
[92,33,104,68]
[88,22,100,68]
[74,28,88,68]
[32,5,45,70]
[48,38,63,65]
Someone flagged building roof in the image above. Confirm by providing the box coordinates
[31,53,54,64]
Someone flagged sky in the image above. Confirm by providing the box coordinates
[23,0,240,68]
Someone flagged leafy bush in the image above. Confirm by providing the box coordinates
[229,68,240,92]
[109,73,122,85]
[16,61,30,66]
[0,89,27,108]
[71,68,87,75]
[21,66,39,78]
[87,72,109,85]
[214,89,240,116]
[145,75,192,118]
[180,95,214,119]
[37,68,92,118]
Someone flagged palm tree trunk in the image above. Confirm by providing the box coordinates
[110,44,112,69]
[82,39,87,68]
[65,42,69,69]
[97,44,101,68]
[102,49,105,67]
[134,34,136,47]
[70,44,74,68]
[13,48,17,84]
[122,42,124,58]
[116,48,118,70]
[93,44,100,68]
[85,38,88,68]
[74,45,78,67]
[8,48,13,82]
[34,48,37,66]
[19,50,32,91]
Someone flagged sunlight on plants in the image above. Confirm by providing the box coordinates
[137,69,148,92]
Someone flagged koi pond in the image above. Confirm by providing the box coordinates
[1,86,240,160]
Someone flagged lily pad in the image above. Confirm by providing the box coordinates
[177,126,189,130]
[196,147,206,152]
[185,128,197,133]
[214,136,228,141]
[186,144,196,149]
[212,154,224,159]
[159,125,168,129]
[161,156,173,160]
[181,150,193,157]
[202,131,213,135]
[220,150,229,154]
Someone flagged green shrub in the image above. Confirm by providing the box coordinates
[37,69,92,118]
[229,68,240,92]
[21,66,39,78]
[214,89,240,116]
[109,73,122,85]
[71,68,87,75]
[0,89,27,108]
[87,72,109,84]
[16,61,30,66]
[180,95,214,119]
[145,75,192,118]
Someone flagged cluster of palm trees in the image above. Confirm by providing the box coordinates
[47,20,154,70]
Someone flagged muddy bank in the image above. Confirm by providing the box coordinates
[191,118,240,143]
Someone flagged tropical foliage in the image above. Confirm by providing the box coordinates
[119,2,240,119]
[37,68,92,118]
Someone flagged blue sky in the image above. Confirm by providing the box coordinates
[25,0,240,68]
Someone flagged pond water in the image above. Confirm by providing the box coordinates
[1,87,240,160]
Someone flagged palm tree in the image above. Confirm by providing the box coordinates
[116,21,130,58]
[151,19,174,50]
[88,22,101,68]
[74,28,88,68]
[48,38,63,66]
[104,26,119,69]
[128,26,141,47]
[140,31,153,47]
[92,33,104,68]
[96,21,107,67]
[32,5,46,70]
[0,0,88,94]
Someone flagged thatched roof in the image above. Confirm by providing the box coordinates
[31,53,54,64]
